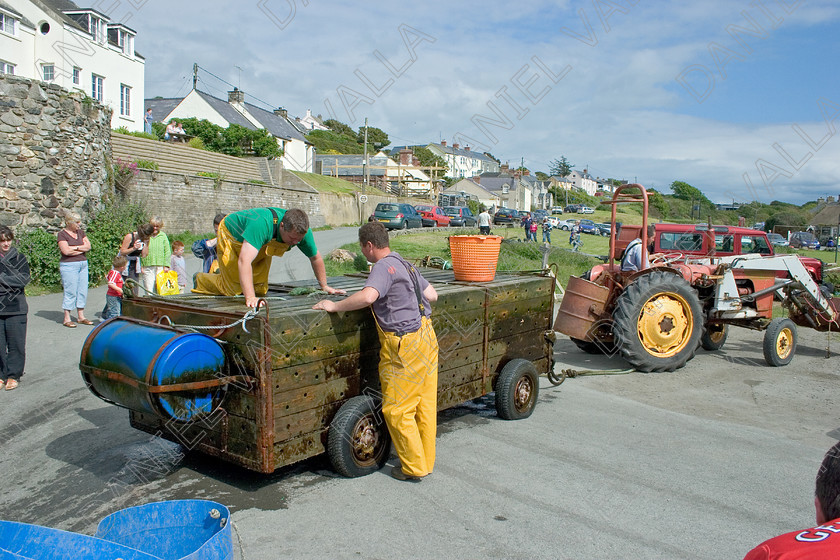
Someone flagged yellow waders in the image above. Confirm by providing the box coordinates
[192,220,289,296]
[376,315,439,478]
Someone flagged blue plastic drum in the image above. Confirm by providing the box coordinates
[80,319,226,421]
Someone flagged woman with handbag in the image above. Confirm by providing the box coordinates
[139,217,171,295]
[119,222,155,287]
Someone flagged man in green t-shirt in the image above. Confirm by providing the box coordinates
[193,207,344,307]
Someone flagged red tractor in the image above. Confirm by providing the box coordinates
[555,184,839,372]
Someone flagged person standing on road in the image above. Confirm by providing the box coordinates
[193,207,345,308]
[0,226,29,391]
[742,441,840,559]
[57,211,92,327]
[140,217,171,295]
[478,208,492,235]
[313,221,439,482]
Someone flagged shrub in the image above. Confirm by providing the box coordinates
[113,157,138,193]
[17,229,62,288]
[187,137,206,150]
[113,127,158,141]
[85,199,149,286]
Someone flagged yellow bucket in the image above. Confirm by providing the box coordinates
[449,235,503,282]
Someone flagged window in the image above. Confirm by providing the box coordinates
[91,16,105,43]
[42,64,55,82]
[120,84,130,116]
[0,12,15,35]
[91,74,103,102]
[117,30,133,55]
[0,61,14,75]
[72,67,80,85]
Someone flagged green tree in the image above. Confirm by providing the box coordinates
[549,156,574,177]
[648,189,669,218]
[323,119,355,138]
[357,126,389,149]
[670,181,712,206]
[535,171,549,180]
[765,210,808,232]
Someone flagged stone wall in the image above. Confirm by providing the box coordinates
[123,169,325,233]
[0,75,112,230]
[318,191,399,225]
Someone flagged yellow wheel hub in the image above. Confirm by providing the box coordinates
[637,293,693,358]
[774,328,794,360]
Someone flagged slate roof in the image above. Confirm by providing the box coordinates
[242,102,309,143]
[475,176,523,193]
[194,90,256,130]
[143,97,182,123]
[429,142,497,163]
[316,155,390,177]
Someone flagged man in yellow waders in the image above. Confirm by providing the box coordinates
[313,221,439,481]
[193,207,344,307]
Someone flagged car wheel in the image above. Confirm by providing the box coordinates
[328,395,391,477]
[401,221,408,230]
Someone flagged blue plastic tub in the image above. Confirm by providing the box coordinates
[80,319,226,421]
[0,500,232,560]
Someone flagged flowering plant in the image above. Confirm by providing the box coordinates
[113,157,139,192]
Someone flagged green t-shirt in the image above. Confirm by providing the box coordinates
[223,208,318,258]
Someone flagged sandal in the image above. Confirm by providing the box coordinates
[0,379,4,389]
[5,379,18,391]
[78,319,94,325]
[63,321,77,328]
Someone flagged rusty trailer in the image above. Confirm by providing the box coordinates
[80,270,555,476]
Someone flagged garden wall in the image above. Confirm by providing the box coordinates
[0,75,112,230]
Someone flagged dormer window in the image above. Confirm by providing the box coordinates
[0,12,15,35]
[91,16,105,44]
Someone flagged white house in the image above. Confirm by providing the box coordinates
[297,109,328,131]
[0,0,145,130]
[567,168,598,196]
[145,88,315,173]
[425,141,500,178]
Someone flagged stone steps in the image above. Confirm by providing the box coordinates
[111,133,265,184]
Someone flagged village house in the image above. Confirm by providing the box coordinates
[1,0,145,130]
[424,141,500,178]
[442,177,500,210]
[145,88,315,173]
[315,148,433,197]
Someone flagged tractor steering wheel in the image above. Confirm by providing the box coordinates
[651,252,684,266]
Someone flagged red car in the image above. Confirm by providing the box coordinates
[414,205,451,227]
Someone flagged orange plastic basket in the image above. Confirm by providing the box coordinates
[449,235,503,282]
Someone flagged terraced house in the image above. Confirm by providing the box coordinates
[0,0,145,130]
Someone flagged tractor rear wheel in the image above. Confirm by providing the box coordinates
[763,318,796,367]
[700,324,728,351]
[612,270,703,372]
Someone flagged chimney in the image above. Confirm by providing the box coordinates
[464,146,470,151]
[412,156,420,167]
[452,143,460,150]
[228,87,245,104]
[440,140,447,147]
[523,169,530,176]
[274,107,288,118]
[399,148,413,166]
[827,195,836,203]
[472,175,481,184]
[500,163,509,174]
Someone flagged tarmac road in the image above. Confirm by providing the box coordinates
[2,228,839,559]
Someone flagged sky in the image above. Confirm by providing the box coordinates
[109,0,840,205]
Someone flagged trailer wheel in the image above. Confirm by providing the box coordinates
[612,270,703,372]
[328,395,391,478]
[700,324,728,351]
[763,318,797,367]
[495,359,539,420]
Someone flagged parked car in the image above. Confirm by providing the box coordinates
[550,206,564,215]
[578,206,595,214]
[595,223,612,237]
[443,206,477,227]
[578,219,597,235]
[373,202,423,230]
[789,231,820,250]
[564,204,581,214]
[414,204,451,227]
[556,218,579,231]
[532,209,548,221]
[767,233,789,247]
[493,208,519,224]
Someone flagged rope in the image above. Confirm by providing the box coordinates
[162,307,261,334]
[547,366,635,386]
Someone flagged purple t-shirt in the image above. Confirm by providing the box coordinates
[365,252,431,334]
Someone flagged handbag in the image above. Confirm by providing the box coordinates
[156,269,180,296]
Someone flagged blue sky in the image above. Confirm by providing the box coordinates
[116,0,840,204]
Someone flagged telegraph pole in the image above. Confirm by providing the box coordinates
[362,117,369,194]
[193,63,198,90]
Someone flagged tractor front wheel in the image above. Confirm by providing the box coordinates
[612,271,703,372]
[763,318,796,367]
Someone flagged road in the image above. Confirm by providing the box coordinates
[2,228,838,559]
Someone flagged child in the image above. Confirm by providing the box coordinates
[102,255,128,321]
[542,218,552,244]
[170,240,188,293]
[529,220,539,242]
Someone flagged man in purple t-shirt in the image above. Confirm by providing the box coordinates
[313,221,439,482]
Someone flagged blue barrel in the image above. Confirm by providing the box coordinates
[0,500,232,560]
[80,319,226,421]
